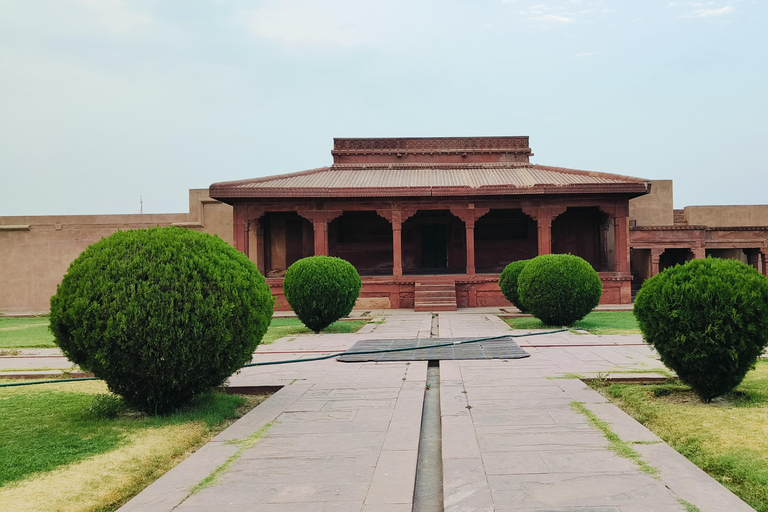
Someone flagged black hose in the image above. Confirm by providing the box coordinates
[0,330,566,388]
[241,330,565,367]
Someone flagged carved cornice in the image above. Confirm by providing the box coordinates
[631,225,708,231]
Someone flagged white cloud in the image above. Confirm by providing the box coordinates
[531,14,576,23]
[681,5,735,17]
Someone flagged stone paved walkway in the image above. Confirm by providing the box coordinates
[117,311,754,511]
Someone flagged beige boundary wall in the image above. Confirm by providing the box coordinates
[0,190,232,315]
[683,205,768,228]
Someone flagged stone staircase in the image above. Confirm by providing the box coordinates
[414,282,457,311]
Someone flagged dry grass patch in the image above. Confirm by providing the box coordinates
[0,423,204,512]
[0,379,270,511]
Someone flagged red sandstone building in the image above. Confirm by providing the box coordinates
[210,137,652,311]
[2,136,766,315]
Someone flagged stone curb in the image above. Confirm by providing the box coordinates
[569,384,756,512]
[117,383,311,512]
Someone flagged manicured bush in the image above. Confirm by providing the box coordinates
[499,259,530,313]
[49,227,274,415]
[517,254,602,326]
[283,256,362,332]
[634,258,768,402]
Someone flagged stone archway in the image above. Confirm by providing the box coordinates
[552,207,613,271]
[259,212,313,277]
[328,211,393,276]
[474,209,538,273]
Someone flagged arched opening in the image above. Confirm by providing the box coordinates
[474,209,537,273]
[260,212,313,277]
[552,207,613,271]
[402,210,465,274]
[328,211,393,276]
[660,248,693,272]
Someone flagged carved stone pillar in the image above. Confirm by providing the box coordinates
[651,248,664,276]
[379,208,416,278]
[613,206,631,274]
[233,204,249,257]
[692,247,706,260]
[465,217,476,275]
[450,206,489,276]
[298,209,342,257]
[538,215,552,255]
[392,215,403,277]
[254,221,265,274]
[522,206,566,256]
[761,249,768,276]
[313,221,328,256]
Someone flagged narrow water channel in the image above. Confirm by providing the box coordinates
[412,360,444,512]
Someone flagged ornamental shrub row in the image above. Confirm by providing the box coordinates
[499,254,602,326]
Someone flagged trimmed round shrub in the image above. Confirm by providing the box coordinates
[517,254,602,326]
[634,258,768,402]
[283,256,362,332]
[49,227,274,415]
[499,259,530,313]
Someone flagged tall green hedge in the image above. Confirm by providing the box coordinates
[634,258,768,402]
[499,259,530,313]
[49,227,274,415]
[517,254,602,326]
[283,256,362,332]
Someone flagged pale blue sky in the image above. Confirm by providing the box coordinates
[1,0,765,215]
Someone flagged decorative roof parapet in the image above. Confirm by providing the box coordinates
[631,225,768,232]
[332,136,533,164]
[631,225,708,231]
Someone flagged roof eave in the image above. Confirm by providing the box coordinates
[210,182,650,201]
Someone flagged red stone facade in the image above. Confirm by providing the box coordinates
[210,137,651,310]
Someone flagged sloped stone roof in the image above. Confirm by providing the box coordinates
[210,162,650,199]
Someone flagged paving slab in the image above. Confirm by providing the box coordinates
[117,311,756,512]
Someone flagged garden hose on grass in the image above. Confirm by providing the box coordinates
[0,329,566,388]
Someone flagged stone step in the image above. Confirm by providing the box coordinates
[414,282,457,311]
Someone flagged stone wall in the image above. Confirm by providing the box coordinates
[628,180,674,226]
[0,190,232,315]
[683,205,768,227]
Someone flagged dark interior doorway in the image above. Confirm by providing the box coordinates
[660,248,693,272]
[421,225,447,269]
[403,210,465,274]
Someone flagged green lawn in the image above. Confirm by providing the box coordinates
[0,383,246,487]
[0,316,370,349]
[592,360,768,512]
[504,311,640,335]
[261,317,369,344]
[0,317,56,348]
